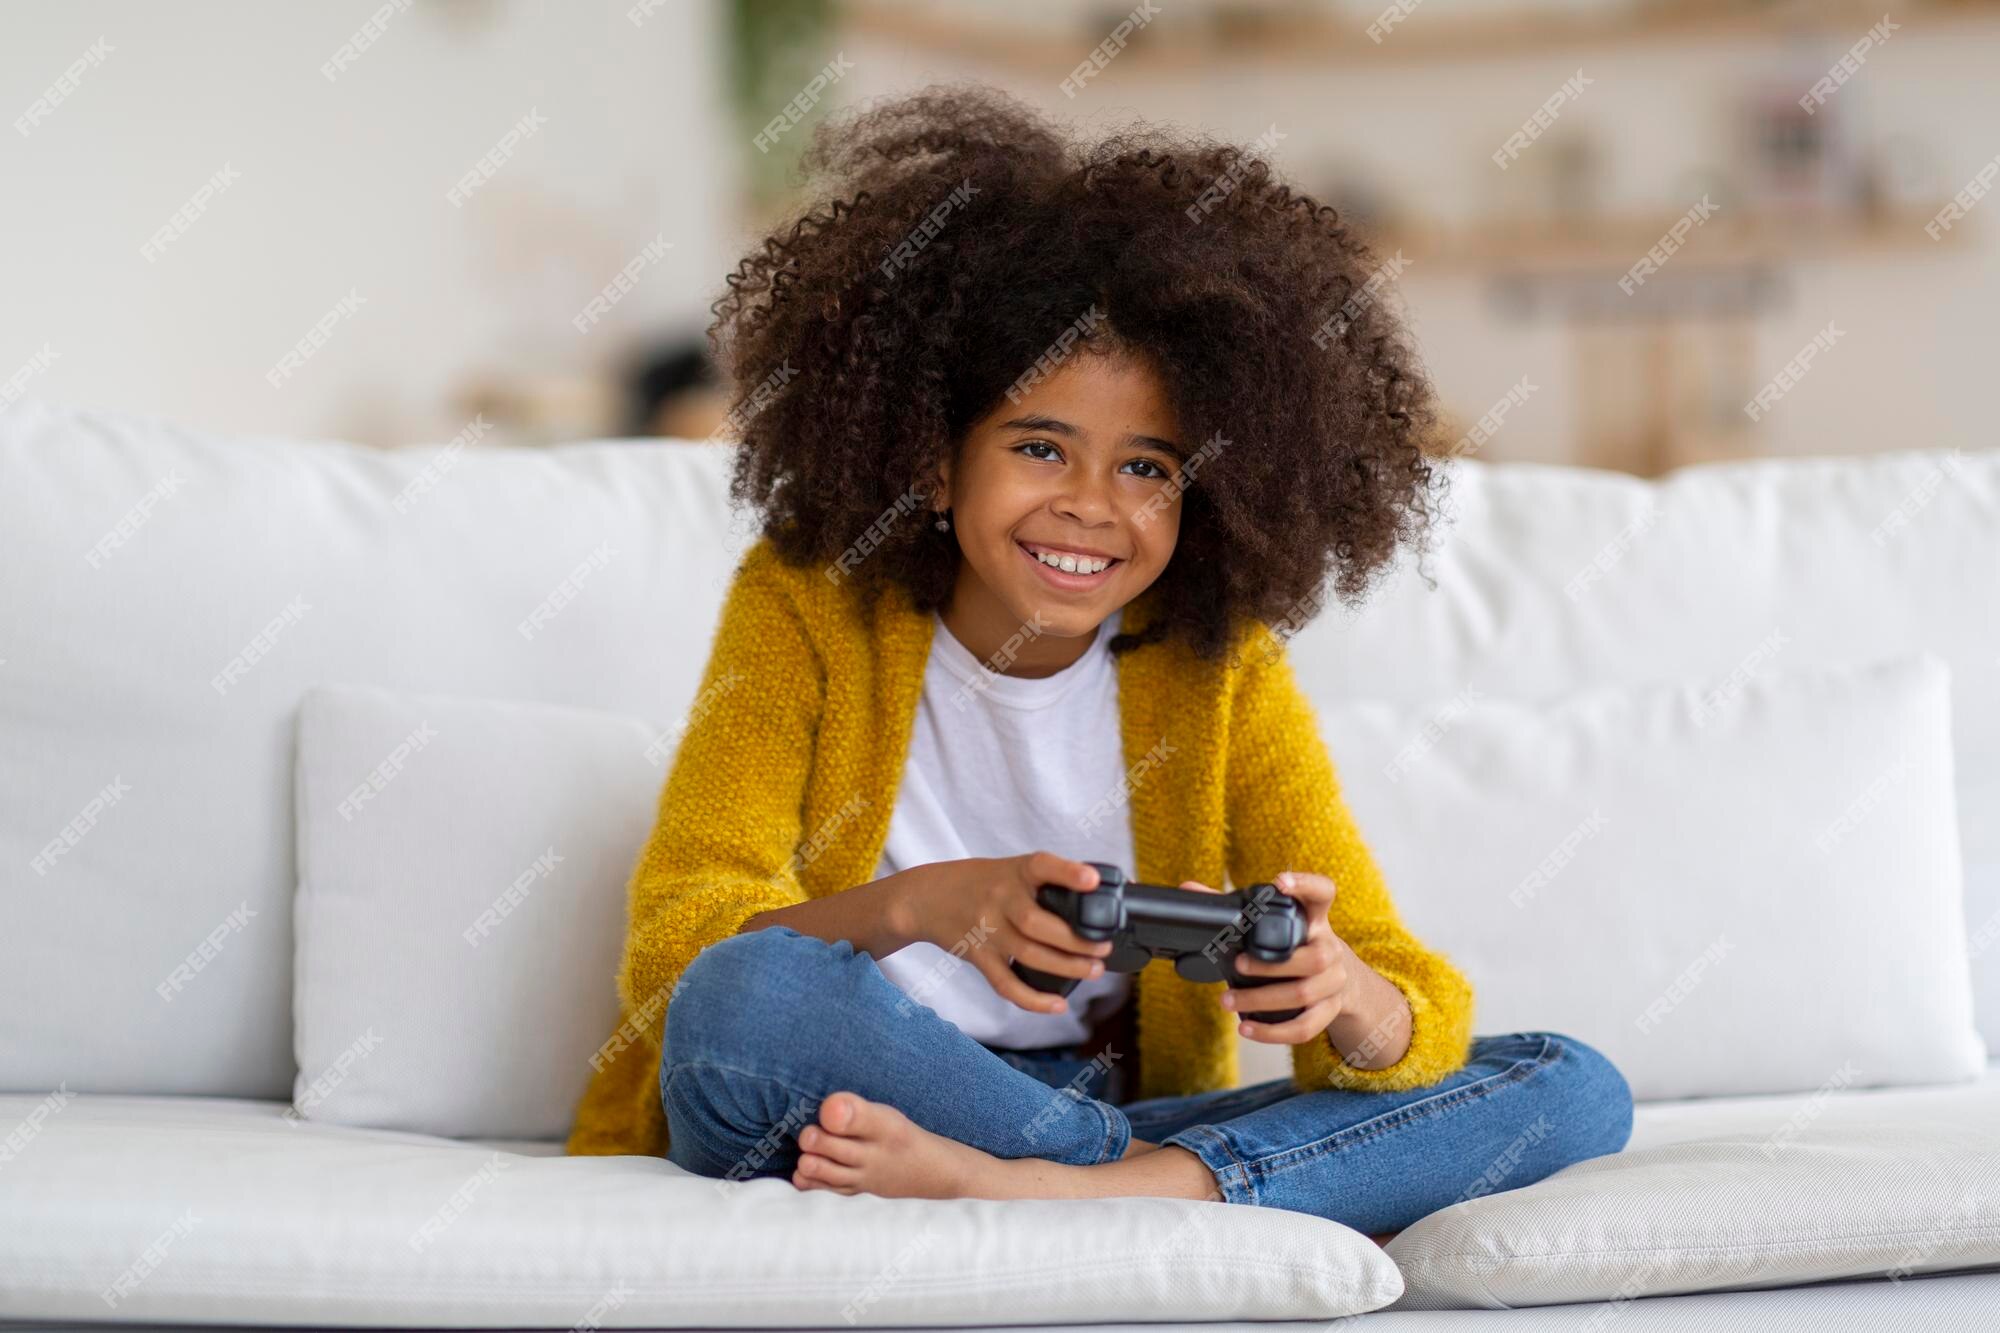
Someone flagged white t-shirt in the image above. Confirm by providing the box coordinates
[868,607,1136,1048]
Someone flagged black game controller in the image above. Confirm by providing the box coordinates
[1010,862,1310,1023]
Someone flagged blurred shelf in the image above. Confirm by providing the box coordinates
[841,0,2000,71]
[1369,208,1973,270]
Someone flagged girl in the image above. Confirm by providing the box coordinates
[567,84,1633,1236]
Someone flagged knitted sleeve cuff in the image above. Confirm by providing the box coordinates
[1290,952,1475,1094]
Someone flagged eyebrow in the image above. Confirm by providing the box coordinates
[997,414,1187,461]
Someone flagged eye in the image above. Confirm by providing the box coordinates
[1014,441,1172,482]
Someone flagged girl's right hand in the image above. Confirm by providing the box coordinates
[897,851,1114,1015]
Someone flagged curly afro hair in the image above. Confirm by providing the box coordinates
[708,82,1447,664]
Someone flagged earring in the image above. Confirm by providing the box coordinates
[934,509,951,531]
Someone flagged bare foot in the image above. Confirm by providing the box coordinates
[790,1091,1217,1204]
[791,1091,993,1199]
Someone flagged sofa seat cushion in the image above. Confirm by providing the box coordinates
[1388,1061,2000,1309]
[0,1094,1402,1327]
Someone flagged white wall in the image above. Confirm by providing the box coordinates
[1,0,738,446]
[6,3,1992,464]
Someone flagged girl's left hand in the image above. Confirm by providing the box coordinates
[1183,871,1357,1044]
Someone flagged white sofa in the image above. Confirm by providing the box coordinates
[3,398,1997,1329]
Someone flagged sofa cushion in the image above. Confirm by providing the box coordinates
[0,399,749,1098]
[1387,1060,2000,1309]
[1287,448,2000,1056]
[294,684,670,1140]
[0,1094,1403,1327]
[1316,652,1984,1101]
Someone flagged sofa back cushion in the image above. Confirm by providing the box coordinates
[1322,653,1982,1101]
[1287,448,2000,1054]
[0,400,748,1097]
[291,683,666,1139]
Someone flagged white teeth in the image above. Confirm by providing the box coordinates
[1028,546,1110,575]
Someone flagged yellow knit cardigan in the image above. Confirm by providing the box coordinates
[565,537,1476,1157]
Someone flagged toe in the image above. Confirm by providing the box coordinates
[819,1091,861,1135]
[836,1091,909,1143]
[796,1151,862,1192]
[800,1123,868,1166]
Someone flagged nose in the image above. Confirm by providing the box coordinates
[1051,462,1119,526]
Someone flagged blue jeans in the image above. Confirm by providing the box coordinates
[660,925,1634,1234]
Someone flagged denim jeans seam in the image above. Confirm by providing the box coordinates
[1244,1034,1559,1188]
[661,1058,829,1173]
[666,1092,762,1176]
[660,1067,795,1177]
[1094,1098,1133,1165]
[1164,1123,1256,1206]
[663,1053,836,1105]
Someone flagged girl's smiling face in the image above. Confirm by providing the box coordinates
[932,349,1187,678]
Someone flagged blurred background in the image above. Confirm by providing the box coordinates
[3,0,1995,474]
